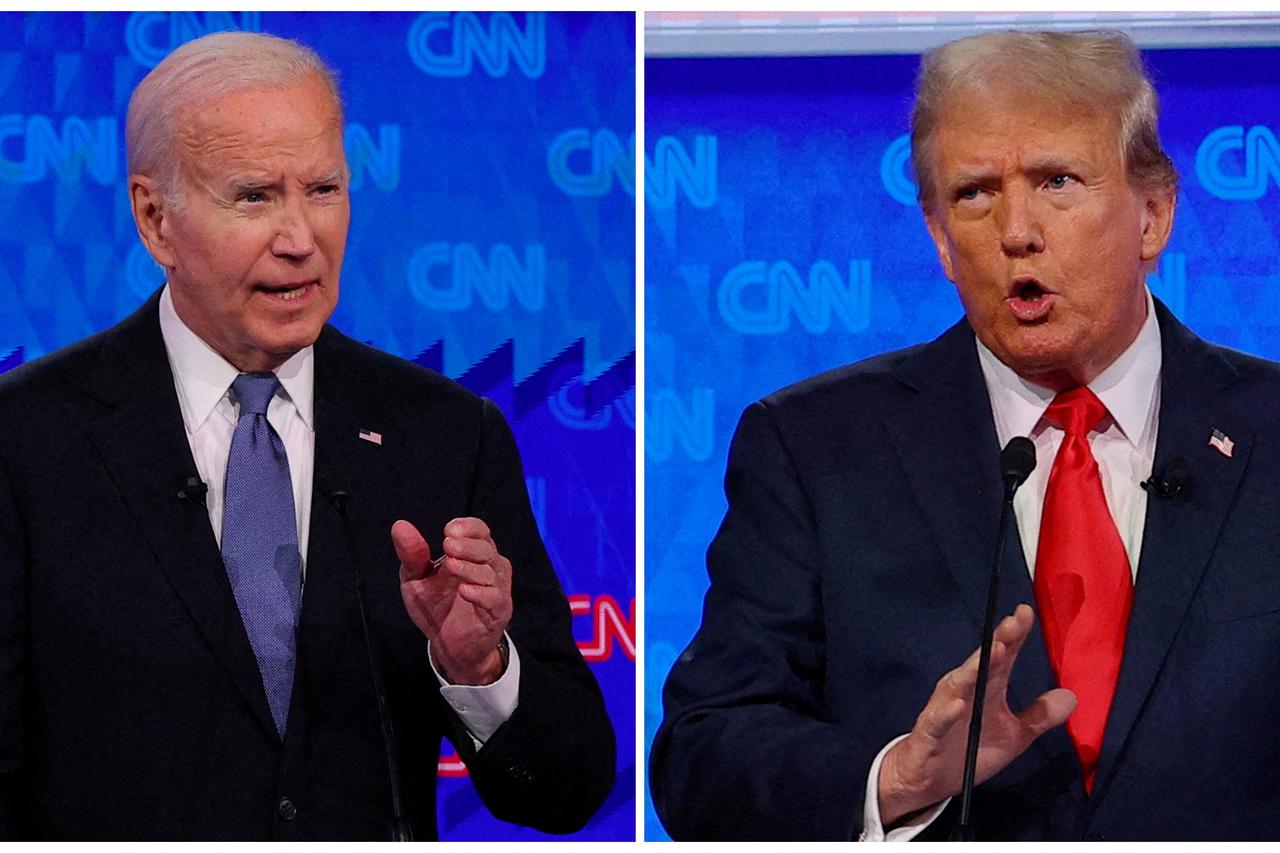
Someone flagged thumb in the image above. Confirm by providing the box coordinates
[391,519,432,580]
[1019,687,1077,739]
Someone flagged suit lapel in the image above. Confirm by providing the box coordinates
[882,322,1062,729]
[1090,304,1249,801]
[297,328,384,700]
[82,294,278,740]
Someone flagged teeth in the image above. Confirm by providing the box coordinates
[277,286,305,301]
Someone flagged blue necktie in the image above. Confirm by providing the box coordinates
[221,373,301,737]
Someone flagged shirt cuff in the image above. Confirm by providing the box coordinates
[430,633,521,748]
[858,733,950,842]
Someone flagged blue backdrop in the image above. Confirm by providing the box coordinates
[644,45,1280,840]
[0,11,634,841]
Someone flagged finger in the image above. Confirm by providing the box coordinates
[444,517,492,540]
[443,534,498,565]
[440,556,498,587]
[917,695,968,740]
[1017,687,1077,740]
[457,583,513,626]
[997,604,1035,651]
[492,555,513,591]
[391,520,433,580]
[988,607,1035,682]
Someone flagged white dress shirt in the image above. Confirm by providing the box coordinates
[157,285,517,744]
[861,291,1163,841]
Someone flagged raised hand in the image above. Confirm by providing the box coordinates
[877,604,1076,825]
[392,517,513,686]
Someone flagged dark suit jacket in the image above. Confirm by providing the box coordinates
[651,301,1280,840]
[0,293,614,840]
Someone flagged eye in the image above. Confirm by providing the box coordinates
[239,189,268,204]
[313,184,340,196]
[1045,174,1076,190]
[955,185,983,203]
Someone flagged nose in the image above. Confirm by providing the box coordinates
[271,196,316,260]
[998,186,1045,257]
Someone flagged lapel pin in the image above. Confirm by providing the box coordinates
[358,428,383,446]
[1208,428,1233,458]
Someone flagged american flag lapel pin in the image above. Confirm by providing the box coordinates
[1208,428,1233,458]
[358,428,383,446]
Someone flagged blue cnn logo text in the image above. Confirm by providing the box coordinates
[0,116,116,184]
[881,134,917,205]
[646,388,714,462]
[549,382,635,431]
[547,129,634,197]
[718,259,872,335]
[407,242,546,313]
[126,12,261,68]
[1196,125,1280,200]
[647,135,717,209]
[408,12,545,79]
[548,131,717,209]
[345,124,400,192]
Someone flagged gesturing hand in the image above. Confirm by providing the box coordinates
[392,517,513,686]
[877,604,1076,826]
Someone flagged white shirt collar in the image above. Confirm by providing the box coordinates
[976,289,1162,447]
[157,284,315,430]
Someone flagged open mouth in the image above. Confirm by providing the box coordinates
[1014,279,1047,302]
[258,281,317,303]
[1006,277,1056,321]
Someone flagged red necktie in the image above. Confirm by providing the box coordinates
[1034,387,1133,793]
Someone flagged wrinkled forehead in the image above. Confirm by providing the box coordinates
[940,75,1117,133]
[929,82,1122,166]
[172,78,345,177]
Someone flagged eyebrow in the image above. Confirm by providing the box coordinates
[1020,154,1091,176]
[308,170,346,186]
[943,169,996,195]
[225,175,279,192]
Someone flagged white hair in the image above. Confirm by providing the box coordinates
[126,30,343,201]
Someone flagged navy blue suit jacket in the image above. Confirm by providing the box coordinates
[651,301,1280,840]
[0,293,614,839]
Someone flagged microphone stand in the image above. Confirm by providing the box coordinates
[327,479,413,843]
[951,437,1035,841]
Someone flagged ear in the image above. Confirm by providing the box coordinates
[129,174,177,269]
[923,205,957,283]
[1138,187,1176,262]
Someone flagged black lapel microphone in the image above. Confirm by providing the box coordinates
[951,436,1037,841]
[1141,457,1191,502]
[176,475,208,504]
[320,471,413,843]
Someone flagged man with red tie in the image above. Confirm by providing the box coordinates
[652,30,1280,840]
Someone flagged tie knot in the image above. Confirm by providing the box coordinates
[1043,386,1109,436]
[232,372,280,417]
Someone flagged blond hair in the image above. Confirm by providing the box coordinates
[910,30,1178,207]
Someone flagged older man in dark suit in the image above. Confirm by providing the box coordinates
[0,30,613,839]
[652,30,1280,840]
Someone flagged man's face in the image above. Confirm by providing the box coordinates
[922,91,1174,389]
[144,75,349,372]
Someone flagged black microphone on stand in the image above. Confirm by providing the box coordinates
[951,436,1036,841]
[320,470,413,843]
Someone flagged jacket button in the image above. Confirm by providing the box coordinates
[277,797,297,821]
